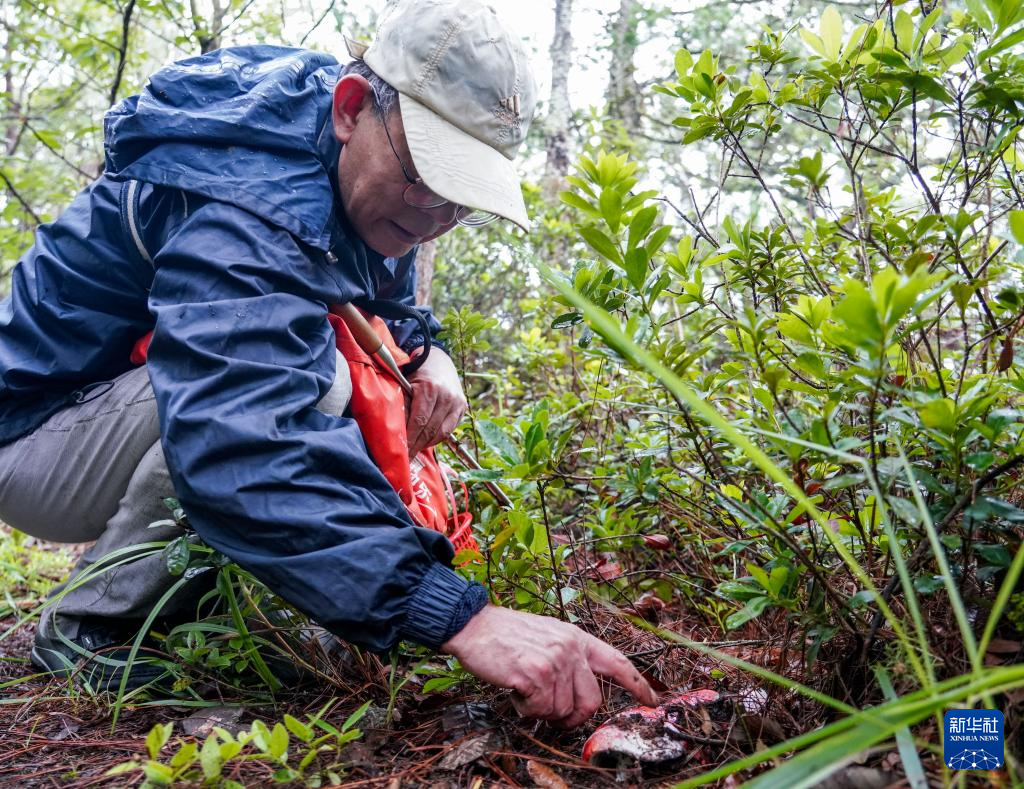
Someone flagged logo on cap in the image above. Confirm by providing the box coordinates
[499,94,522,117]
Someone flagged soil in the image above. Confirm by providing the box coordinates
[0,610,754,788]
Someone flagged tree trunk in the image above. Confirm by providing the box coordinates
[108,0,137,107]
[191,0,226,53]
[606,0,643,137]
[415,239,436,307]
[3,12,20,157]
[543,0,574,201]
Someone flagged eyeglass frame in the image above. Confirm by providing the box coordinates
[375,100,498,228]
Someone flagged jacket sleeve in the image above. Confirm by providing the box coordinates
[378,247,446,355]
[146,195,478,651]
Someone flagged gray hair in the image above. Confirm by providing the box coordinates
[341,59,399,120]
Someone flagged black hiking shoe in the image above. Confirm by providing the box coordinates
[30,611,173,692]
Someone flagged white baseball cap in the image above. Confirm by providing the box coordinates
[346,0,537,230]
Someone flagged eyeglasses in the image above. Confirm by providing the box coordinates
[379,112,497,228]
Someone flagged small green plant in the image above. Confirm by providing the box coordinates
[0,527,74,617]
[107,699,370,788]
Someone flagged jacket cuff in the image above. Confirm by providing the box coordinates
[398,563,486,649]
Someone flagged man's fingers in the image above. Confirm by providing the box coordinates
[550,664,575,721]
[406,383,438,456]
[403,350,467,457]
[443,606,653,728]
[509,677,545,717]
[407,383,466,456]
[585,639,658,706]
[509,689,525,715]
[555,659,603,729]
[438,409,462,443]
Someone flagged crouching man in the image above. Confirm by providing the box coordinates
[0,0,655,727]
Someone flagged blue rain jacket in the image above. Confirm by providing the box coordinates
[0,46,486,651]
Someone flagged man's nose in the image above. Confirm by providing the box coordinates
[421,201,459,225]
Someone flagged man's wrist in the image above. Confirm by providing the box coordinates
[397,563,486,650]
[443,582,488,644]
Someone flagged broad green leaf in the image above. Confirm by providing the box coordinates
[977,543,1012,567]
[725,596,772,629]
[918,398,956,434]
[871,47,907,66]
[146,722,173,760]
[598,188,623,233]
[579,226,623,265]
[422,676,458,693]
[163,536,190,577]
[268,723,289,760]
[810,296,833,328]
[551,312,583,329]
[965,0,993,29]
[200,735,222,780]
[777,313,813,344]
[675,49,693,77]
[627,205,658,249]
[476,420,520,465]
[250,720,270,751]
[746,563,772,593]
[560,191,597,216]
[169,742,198,769]
[795,352,826,379]
[912,7,942,51]
[645,225,673,256]
[768,566,790,596]
[980,26,1024,59]
[841,22,872,63]
[142,763,174,784]
[831,280,882,346]
[893,10,913,52]
[820,6,843,60]
[994,0,1024,31]
[1009,210,1024,245]
[460,468,503,482]
[951,283,974,312]
[624,247,649,290]
[284,714,312,743]
[721,484,744,500]
[928,36,972,68]
[966,451,996,471]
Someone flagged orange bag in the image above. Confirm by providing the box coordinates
[130,312,477,555]
[327,309,477,554]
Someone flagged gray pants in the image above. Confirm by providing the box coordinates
[0,359,351,637]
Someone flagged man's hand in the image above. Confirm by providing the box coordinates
[441,605,658,729]
[405,348,467,458]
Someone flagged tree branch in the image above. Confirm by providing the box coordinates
[0,169,42,224]
[108,0,136,107]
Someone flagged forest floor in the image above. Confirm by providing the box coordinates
[0,530,985,788]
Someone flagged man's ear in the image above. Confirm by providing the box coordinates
[332,74,374,144]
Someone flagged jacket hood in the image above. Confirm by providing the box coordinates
[104,46,343,250]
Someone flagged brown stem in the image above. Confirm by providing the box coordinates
[108,0,136,107]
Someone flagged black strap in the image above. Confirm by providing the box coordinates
[355,299,431,375]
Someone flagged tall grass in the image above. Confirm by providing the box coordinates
[544,262,1024,786]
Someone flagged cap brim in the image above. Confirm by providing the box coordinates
[399,93,530,232]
